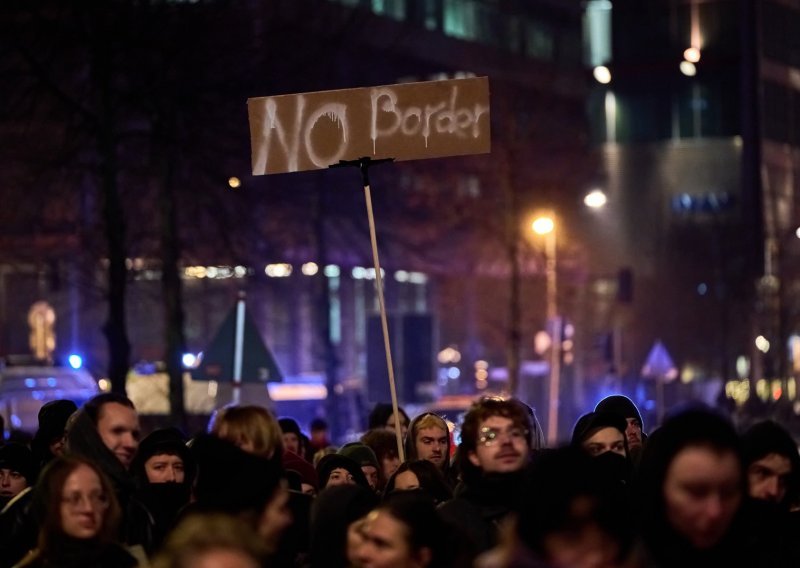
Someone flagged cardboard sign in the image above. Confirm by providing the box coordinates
[247,76,490,175]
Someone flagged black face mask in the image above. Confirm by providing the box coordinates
[0,495,12,510]
[593,450,631,486]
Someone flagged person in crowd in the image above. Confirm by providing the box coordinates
[150,513,266,568]
[636,404,754,567]
[0,447,37,567]
[316,453,369,490]
[742,420,800,507]
[739,420,800,568]
[438,397,542,562]
[129,427,194,551]
[479,446,637,568]
[63,393,152,552]
[207,404,283,463]
[279,417,305,457]
[14,456,138,568]
[189,433,293,560]
[30,399,77,475]
[571,411,633,490]
[283,449,319,496]
[595,394,646,454]
[383,460,453,505]
[338,442,382,492]
[0,443,35,510]
[355,489,449,568]
[572,411,628,458]
[307,418,331,459]
[308,483,379,568]
[361,428,402,491]
[368,403,410,439]
[404,413,452,481]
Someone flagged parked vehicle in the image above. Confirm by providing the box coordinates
[0,365,98,435]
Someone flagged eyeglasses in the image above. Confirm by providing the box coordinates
[478,426,528,446]
[61,491,109,510]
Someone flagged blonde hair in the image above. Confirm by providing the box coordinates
[207,405,283,459]
[151,513,266,568]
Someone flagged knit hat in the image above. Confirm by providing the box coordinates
[283,450,319,491]
[34,399,77,444]
[742,420,800,469]
[572,411,628,446]
[595,395,643,430]
[337,442,379,471]
[0,443,35,484]
[279,417,303,437]
[130,427,193,485]
[316,453,368,489]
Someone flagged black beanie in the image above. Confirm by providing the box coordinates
[130,427,193,485]
[279,417,302,437]
[595,395,643,430]
[572,411,628,446]
[0,443,35,484]
[742,420,800,468]
[35,399,78,443]
[316,453,369,489]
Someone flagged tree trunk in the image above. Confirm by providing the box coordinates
[160,162,187,428]
[92,6,130,393]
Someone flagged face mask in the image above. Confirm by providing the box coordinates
[593,450,631,485]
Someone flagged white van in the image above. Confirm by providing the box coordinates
[0,366,99,435]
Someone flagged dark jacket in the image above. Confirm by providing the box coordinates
[437,470,526,562]
[13,541,137,568]
[0,488,37,568]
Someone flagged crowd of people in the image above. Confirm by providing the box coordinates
[0,392,798,567]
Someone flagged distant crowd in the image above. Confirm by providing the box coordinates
[0,392,799,567]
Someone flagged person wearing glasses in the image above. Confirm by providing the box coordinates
[437,397,543,562]
[13,457,138,567]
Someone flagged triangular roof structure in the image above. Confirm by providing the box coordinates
[191,298,283,383]
[641,340,678,382]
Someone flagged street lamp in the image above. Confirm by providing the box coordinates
[532,214,560,445]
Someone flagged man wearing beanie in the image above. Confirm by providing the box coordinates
[595,395,646,452]
[338,442,380,492]
[278,417,304,457]
[742,420,800,507]
[30,399,77,474]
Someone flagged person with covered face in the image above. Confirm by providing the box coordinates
[571,411,633,491]
[595,395,646,454]
[130,427,194,551]
[636,404,755,567]
[437,397,543,562]
[739,420,800,568]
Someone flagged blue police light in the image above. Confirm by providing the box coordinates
[182,353,197,368]
[67,354,83,369]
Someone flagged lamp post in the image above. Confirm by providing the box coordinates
[532,215,560,445]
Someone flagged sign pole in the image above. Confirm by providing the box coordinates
[332,157,404,461]
[232,291,246,405]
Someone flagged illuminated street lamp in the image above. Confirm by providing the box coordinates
[532,214,561,445]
